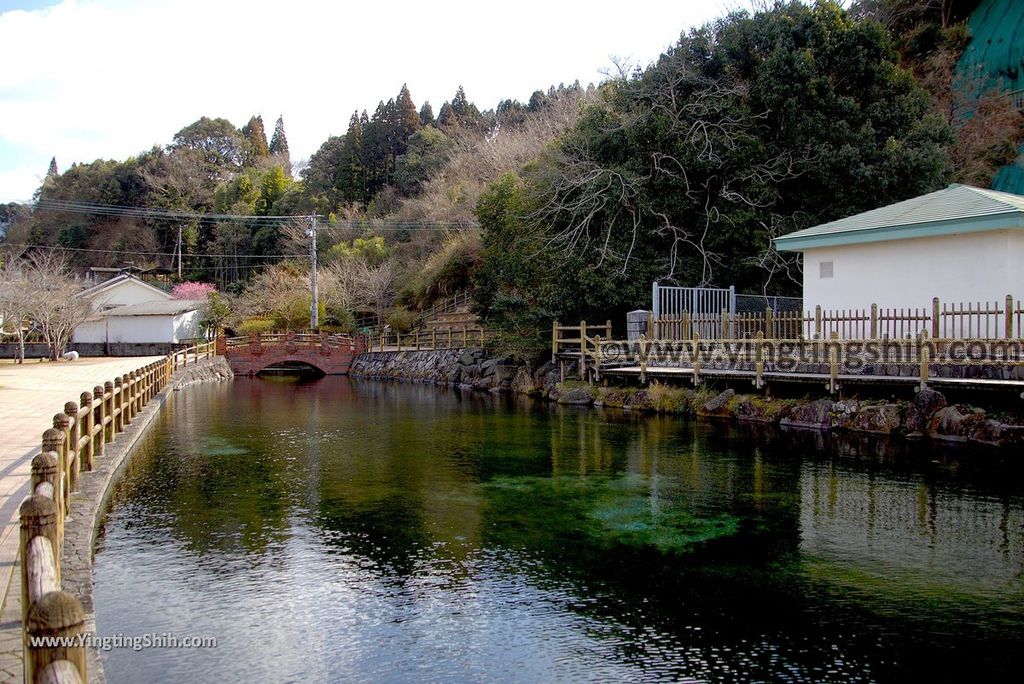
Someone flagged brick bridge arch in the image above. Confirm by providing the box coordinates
[218,333,363,376]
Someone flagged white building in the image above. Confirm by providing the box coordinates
[774,184,1024,311]
[73,273,204,347]
[77,273,172,311]
[74,300,205,345]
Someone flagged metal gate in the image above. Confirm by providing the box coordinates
[652,283,735,339]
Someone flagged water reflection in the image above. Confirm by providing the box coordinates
[94,378,1024,683]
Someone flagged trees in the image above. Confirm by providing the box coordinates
[0,251,92,360]
[0,251,32,363]
[479,0,952,315]
[46,157,59,178]
[270,116,292,177]
[171,281,216,300]
[395,84,421,154]
[419,101,435,127]
[171,117,246,178]
[242,115,271,165]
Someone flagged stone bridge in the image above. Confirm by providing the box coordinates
[217,333,364,375]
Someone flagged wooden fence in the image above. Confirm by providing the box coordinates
[646,296,1024,341]
[17,340,215,683]
[370,327,494,352]
[551,320,613,356]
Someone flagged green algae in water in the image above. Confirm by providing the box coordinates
[484,474,739,554]
[200,436,250,457]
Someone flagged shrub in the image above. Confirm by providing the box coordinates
[386,307,418,333]
[236,318,275,335]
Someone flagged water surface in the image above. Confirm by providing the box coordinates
[93,378,1024,682]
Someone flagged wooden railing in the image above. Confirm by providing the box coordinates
[221,332,356,353]
[580,333,1024,392]
[370,327,493,352]
[551,320,612,356]
[17,341,215,683]
[644,296,1023,341]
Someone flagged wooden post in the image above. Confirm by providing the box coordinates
[19,495,60,656]
[605,319,612,339]
[28,451,60,567]
[639,334,648,384]
[119,374,129,426]
[415,331,421,350]
[52,415,71,510]
[31,452,59,501]
[447,328,453,349]
[755,331,764,389]
[692,333,701,386]
[721,308,730,340]
[552,320,559,357]
[479,328,485,347]
[112,378,123,433]
[25,590,87,684]
[682,312,691,341]
[765,307,774,340]
[462,327,468,347]
[41,430,66,527]
[646,311,655,340]
[80,392,94,471]
[579,321,587,380]
[828,331,839,395]
[594,335,602,381]
[1006,294,1014,339]
[63,403,80,491]
[870,303,878,339]
[431,330,437,350]
[815,305,823,339]
[92,386,105,458]
[919,333,930,391]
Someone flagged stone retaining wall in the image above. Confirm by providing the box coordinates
[350,348,529,391]
[352,349,1023,448]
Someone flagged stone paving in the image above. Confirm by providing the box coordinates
[0,356,162,683]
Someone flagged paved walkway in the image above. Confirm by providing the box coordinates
[0,356,162,682]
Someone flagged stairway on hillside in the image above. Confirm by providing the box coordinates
[424,304,480,331]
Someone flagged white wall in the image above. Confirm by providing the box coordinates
[73,319,108,344]
[87,279,169,311]
[73,312,200,344]
[801,229,1024,312]
[172,310,203,341]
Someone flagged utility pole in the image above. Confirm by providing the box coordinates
[309,214,319,330]
[175,224,183,279]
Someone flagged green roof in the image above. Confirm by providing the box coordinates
[774,184,1024,251]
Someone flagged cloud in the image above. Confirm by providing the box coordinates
[0,0,725,203]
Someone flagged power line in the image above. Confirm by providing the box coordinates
[32,199,481,230]
[30,197,479,229]
[1,242,308,260]
[34,199,298,225]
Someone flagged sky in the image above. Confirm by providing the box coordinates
[0,0,732,203]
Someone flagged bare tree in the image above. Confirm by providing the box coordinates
[0,249,33,363]
[23,251,93,360]
[354,260,397,328]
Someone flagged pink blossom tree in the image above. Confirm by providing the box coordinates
[171,281,217,300]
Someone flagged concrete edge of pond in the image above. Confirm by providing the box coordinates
[60,357,233,684]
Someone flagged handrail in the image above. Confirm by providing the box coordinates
[368,326,493,352]
[16,339,217,682]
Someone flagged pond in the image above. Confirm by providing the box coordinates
[93,377,1024,683]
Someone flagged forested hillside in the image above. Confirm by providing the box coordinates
[3,0,1020,358]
